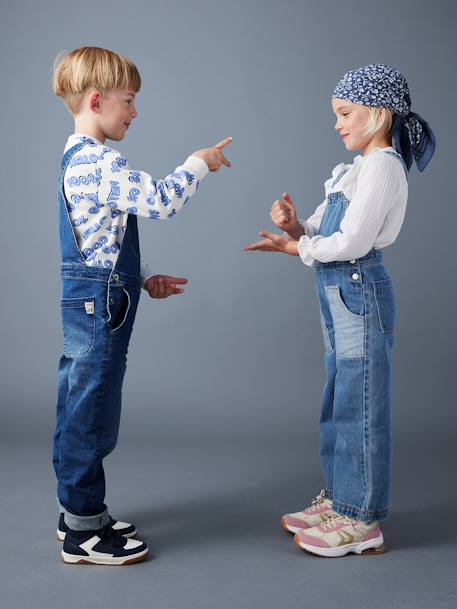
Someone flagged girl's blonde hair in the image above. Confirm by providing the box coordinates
[362,106,395,139]
[53,47,141,115]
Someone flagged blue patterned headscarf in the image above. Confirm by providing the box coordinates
[332,63,436,172]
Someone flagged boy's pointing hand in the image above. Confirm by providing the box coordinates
[144,275,188,299]
[192,137,233,172]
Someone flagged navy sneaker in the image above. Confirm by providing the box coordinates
[57,513,136,541]
[61,523,148,565]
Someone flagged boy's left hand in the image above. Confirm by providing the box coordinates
[244,231,300,256]
[144,275,188,299]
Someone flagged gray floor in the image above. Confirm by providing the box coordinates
[1,434,456,609]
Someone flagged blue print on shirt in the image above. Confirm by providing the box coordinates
[67,168,102,187]
[83,235,108,261]
[87,193,105,214]
[111,156,128,173]
[106,224,120,235]
[129,171,141,183]
[72,215,88,227]
[171,170,195,185]
[83,216,107,240]
[70,153,101,167]
[148,210,160,220]
[127,207,138,215]
[111,209,122,219]
[107,181,120,208]
[103,259,113,268]
[80,137,97,147]
[167,209,177,219]
[165,179,184,198]
[127,188,140,203]
[70,193,84,205]
[102,241,120,254]
[156,182,172,206]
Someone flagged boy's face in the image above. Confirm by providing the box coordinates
[95,88,138,141]
[332,98,372,152]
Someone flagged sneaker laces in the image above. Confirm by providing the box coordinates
[320,512,358,531]
[98,523,126,548]
[310,489,326,508]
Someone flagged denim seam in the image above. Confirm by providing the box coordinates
[61,275,110,284]
[94,306,112,464]
[361,283,369,502]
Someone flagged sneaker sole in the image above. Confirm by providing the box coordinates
[280,517,305,535]
[294,533,385,558]
[57,529,137,542]
[61,548,148,565]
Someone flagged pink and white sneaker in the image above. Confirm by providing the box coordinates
[294,511,385,557]
[281,490,333,534]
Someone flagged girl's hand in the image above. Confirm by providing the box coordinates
[144,275,188,299]
[244,231,300,256]
[192,137,233,172]
[270,192,304,239]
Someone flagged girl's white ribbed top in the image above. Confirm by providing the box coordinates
[297,147,408,266]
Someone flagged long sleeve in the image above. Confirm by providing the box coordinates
[97,150,209,220]
[298,152,403,267]
[140,258,154,289]
[298,199,328,238]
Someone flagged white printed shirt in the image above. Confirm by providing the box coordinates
[63,133,209,286]
[297,147,408,266]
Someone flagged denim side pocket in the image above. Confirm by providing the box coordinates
[108,286,131,332]
[372,279,396,334]
[61,297,96,357]
[324,285,364,359]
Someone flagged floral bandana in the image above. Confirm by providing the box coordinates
[332,63,436,172]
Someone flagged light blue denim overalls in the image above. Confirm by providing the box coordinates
[53,141,142,531]
[315,149,408,522]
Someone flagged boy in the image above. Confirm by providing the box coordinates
[53,46,232,565]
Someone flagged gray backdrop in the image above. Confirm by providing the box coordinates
[1,1,456,608]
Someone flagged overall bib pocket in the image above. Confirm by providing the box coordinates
[372,279,396,334]
[61,296,96,357]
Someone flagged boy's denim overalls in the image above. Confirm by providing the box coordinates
[53,141,142,530]
[315,150,407,522]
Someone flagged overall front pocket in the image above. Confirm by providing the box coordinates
[324,285,365,358]
[61,297,96,357]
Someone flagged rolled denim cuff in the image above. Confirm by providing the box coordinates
[63,506,110,531]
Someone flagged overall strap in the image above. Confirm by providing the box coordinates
[331,166,350,189]
[58,141,90,265]
[58,141,88,187]
[382,149,409,180]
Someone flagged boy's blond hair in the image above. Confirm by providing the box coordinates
[363,106,395,139]
[53,46,141,115]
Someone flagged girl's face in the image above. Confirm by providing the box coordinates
[332,98,373,153]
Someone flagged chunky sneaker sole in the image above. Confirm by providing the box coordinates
[281,490,333,534]
[57,514,137,541]
[294,529,385,557]
[61,524,148,566]
[294,512,385,558]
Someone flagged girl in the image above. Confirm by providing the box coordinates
[245,64,435,558]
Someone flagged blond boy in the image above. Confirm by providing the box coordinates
[52,46,231,565]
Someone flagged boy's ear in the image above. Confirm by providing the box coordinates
[88,90,103,113]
